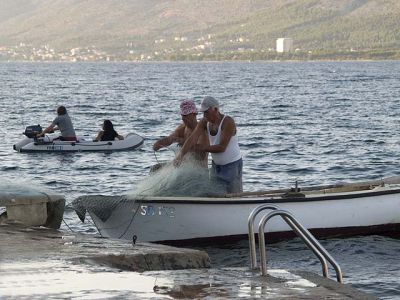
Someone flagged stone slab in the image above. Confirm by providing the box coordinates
[1,191,65,228]
[0,222,210,271]
[0,223,376,299]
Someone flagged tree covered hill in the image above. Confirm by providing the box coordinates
[0,0,399,60]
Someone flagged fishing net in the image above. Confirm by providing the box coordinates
[0,181,54,201]
[71,194,126,222]
[130,158,226,198]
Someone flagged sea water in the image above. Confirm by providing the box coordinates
[0,61,399,298]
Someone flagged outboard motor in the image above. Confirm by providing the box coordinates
[24,125,42,138]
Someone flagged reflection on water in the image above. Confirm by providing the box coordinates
[149,268,331,300]
[200,236,400,299]
[0,261,168,299]
[1,261,319,299]
[154,283,213,299]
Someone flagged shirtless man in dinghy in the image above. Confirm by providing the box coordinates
[153,100,209,167]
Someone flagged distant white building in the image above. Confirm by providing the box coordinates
[70,48,80,56]
[174,36,188,42]
[276,38,293,53]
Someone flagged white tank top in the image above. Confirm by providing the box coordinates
[207,115,241,165]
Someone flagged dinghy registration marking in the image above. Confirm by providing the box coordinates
[46,145,63,151]
[140,205,175,218]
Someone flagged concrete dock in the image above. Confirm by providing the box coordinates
[0,222,376,299]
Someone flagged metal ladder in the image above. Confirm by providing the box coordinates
[248,204,343,283]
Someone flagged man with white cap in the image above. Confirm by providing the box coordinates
[153,100,209,167]
[175,96,243,193]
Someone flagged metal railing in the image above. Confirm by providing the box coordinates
[248,206,343,283]
[247,204,279,269]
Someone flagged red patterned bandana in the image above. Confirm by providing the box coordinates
[180,100,198,115]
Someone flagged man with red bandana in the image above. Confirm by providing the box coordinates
[153,100,209,167]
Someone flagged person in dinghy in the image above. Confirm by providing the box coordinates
[94,120,124,142]
[36,105,76,141]
[153,99,209,167]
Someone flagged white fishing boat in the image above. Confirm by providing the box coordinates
[75,176,400,245]
[13,126,144,152]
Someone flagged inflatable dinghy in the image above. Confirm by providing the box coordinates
[13,125,144,153]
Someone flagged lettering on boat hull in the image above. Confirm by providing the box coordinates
[140,205,175,218]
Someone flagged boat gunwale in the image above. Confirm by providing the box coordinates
[126,186,400,204]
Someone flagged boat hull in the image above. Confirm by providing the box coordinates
[87,185,400,245]
[13,133,144,152]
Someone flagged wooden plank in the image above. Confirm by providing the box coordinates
[225,176,400,198]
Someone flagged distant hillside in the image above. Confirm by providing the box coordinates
[0,0,400,60]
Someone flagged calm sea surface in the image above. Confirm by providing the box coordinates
[1,61,399,298]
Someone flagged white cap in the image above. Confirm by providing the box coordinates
[200,96,219,112]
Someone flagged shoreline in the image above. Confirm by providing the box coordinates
[0,58,399,64]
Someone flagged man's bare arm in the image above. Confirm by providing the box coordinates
[153,124,185,151]
[37,123,55,137]
[175,118,207,163]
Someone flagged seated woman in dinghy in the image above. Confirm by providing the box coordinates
[94,120,124,142]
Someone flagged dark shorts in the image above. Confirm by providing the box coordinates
[54,136,77,141]
[211,158,243,194]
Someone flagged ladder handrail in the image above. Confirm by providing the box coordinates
[247,204,279,269]
[280,212,343,283]
[259,211,329,278]
[247,204,328,277]
[258,209,343,283]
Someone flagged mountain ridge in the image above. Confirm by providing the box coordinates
[0,0,399,60]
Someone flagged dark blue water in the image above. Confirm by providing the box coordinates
[1,61,399,298]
